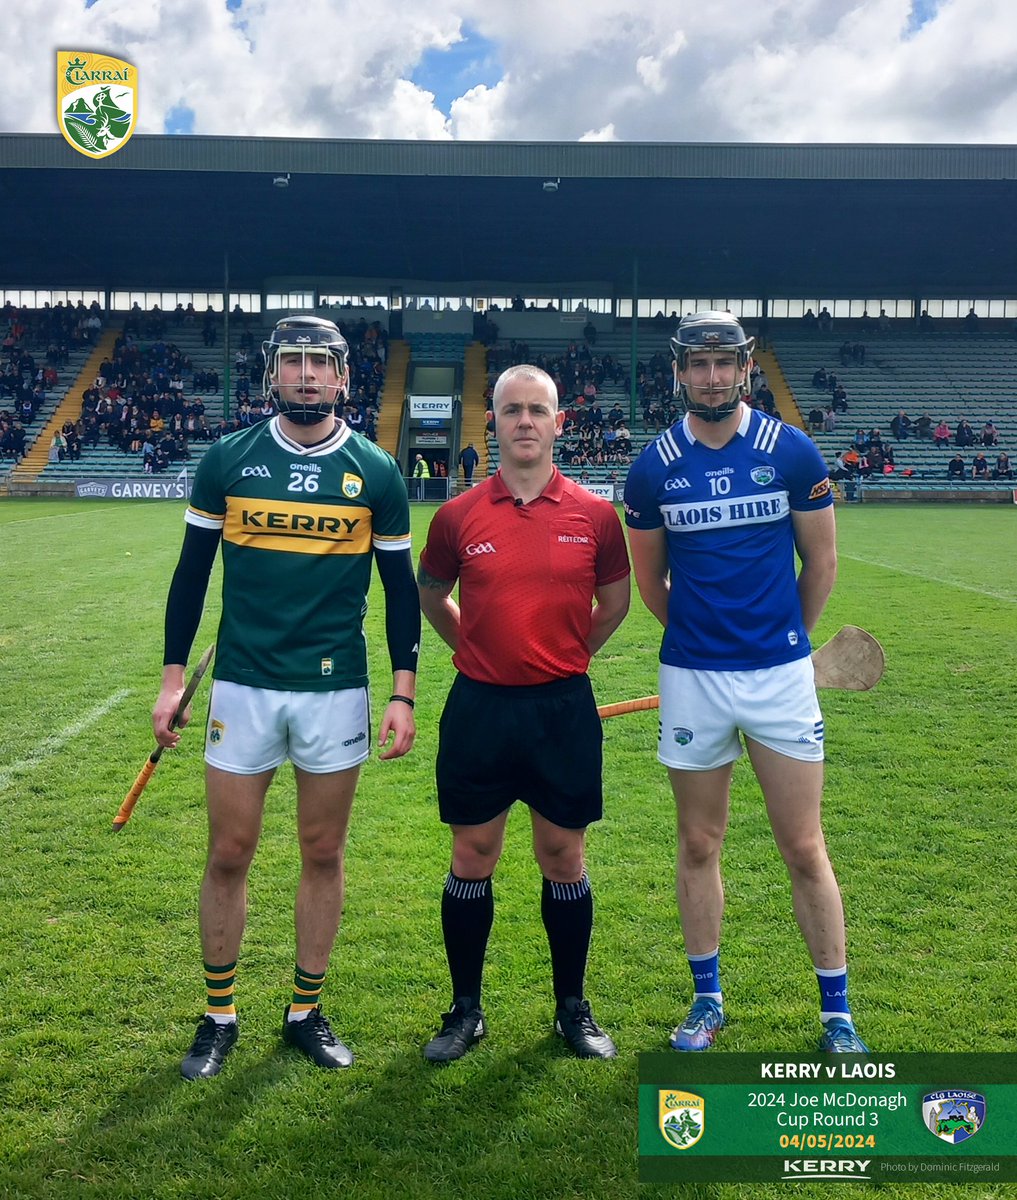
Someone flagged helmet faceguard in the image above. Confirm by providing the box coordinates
[671,311,755,423]
[263,315,349,425]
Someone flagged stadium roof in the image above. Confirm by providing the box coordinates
[4,135,1017,297]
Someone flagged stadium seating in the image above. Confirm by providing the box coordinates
[776,330,1017,487]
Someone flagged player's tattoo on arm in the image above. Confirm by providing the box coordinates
[416,565,455,593]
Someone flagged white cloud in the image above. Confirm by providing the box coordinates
[635,31,686,96]
[5,0,1017,142]
[579,123,618,142]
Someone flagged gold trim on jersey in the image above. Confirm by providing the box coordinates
[223,496,373,555]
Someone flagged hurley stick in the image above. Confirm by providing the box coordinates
[112,643,215,832]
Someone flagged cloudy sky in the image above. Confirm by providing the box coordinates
[7,0,1017,143]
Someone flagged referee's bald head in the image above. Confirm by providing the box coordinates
[491,364,558,412]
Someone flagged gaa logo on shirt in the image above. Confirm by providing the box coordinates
[208,719,225,745]
[342,473,363,499]
[750,466,776,486]
[673,727,694,745]
[321,658,334,676]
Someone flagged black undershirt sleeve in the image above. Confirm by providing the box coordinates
[163,523,221,666]
[374,546,421,676]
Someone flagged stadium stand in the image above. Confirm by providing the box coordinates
[776,329,1017,497]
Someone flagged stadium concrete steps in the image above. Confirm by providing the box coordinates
[460,341,489,481]
[754,346,805,429]
[12,329,119,481]
[376,340,408,457]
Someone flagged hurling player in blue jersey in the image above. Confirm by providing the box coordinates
[624,312,867,1055]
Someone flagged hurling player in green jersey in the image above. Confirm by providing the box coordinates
[153,316,419,1080]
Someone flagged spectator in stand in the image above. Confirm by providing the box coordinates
[964,307,980,332]
[947,453,967,480]
[830,449,856,480]
[980,421,999,447]
[49,430,67,462]
[882,443,896,468]
[877,309,891,334]
[823,405,837,434]
[807,404,826,432]
[852,428,869,452]
[914,413,933,440]
[831,383,848,413]
[818,307,833,333]
[852,342,866,365]
[933,420,951,447]
[955,419,975,448]
[890,410,912,441]
[812,367,828,390]
[458,442,480,486]
[756,381,776,414]
[919,309,935,333]
[992,452,1013,480]
[971,452,991,480]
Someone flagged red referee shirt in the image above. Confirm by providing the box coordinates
[419,468,630,686]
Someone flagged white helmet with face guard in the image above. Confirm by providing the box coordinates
[671,311,755,422]
[263,315,349,425]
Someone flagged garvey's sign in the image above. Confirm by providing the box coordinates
[75,471,192,500]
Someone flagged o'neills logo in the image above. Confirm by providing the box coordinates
[57,51,137,159]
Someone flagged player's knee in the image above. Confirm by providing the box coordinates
[299,835,344,873]
[780,835,829,879]
[534,840,585,882]
[207,836,258,876]
[679,828,725,868]
[451,836,501,878]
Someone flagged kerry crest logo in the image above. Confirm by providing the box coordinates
[658,1090,705,1150]
[57,52,137,159]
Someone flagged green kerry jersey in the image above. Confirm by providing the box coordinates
[186,417,410,691]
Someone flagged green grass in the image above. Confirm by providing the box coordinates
[1,498,1015,1199]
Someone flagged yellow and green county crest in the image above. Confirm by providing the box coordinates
[658,1090,706,1150]
[342,473,364,499]
[57,51,137,160]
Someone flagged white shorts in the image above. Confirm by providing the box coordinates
[205,680,371,775]
[657,658,824,770]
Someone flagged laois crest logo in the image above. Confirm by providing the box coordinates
[57,52,137,159]
[923,1091,985,1144]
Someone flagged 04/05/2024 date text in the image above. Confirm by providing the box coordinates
[779,1134,877,1151]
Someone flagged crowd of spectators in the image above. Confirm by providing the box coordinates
[69,306,387,473]
[2,300,103,463]
[829,410,1011,485]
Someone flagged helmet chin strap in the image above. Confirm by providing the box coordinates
[686,398,741,422]
[280,404,336,426]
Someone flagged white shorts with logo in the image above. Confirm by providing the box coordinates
[205,680,370,775]
[658,658,824,770]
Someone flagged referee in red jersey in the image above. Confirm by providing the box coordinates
[416,364,630,1062]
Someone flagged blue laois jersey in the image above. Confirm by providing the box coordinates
[624,407,833,670]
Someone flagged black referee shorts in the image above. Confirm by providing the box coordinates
[435,672,603,829]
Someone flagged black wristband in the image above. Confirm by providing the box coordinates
[389,694,415,709]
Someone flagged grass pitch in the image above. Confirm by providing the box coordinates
[1,498,1015,1199]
